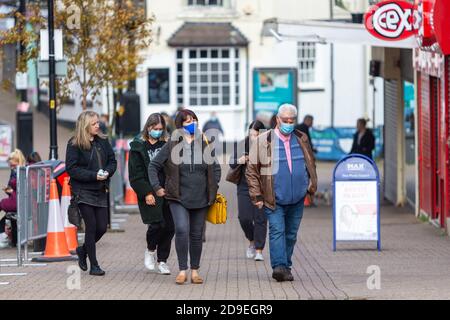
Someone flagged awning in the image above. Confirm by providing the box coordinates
[263,18,417,49]
[168,22,249,47]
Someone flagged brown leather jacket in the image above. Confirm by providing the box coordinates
[245,129,317,210]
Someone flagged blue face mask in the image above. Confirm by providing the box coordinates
[183,122,197,135]
[149,129,163,139]
[280,122,295,135]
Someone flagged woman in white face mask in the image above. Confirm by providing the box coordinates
[128,113,175,276]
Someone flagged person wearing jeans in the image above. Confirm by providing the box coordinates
[148,109,221,285]
[246,104,317,282]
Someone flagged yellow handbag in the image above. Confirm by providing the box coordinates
[206,193,227,224]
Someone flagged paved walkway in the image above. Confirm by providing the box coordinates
[1,164,450,300]
[1,95,449,299]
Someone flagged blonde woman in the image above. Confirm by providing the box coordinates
[66,111,117,276]
[0,149,26,247]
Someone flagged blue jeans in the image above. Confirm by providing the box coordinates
[264,199,305,269]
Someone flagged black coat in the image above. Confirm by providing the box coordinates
[128,136,166,224]
[350,129,375,159]
[65,136,117,193]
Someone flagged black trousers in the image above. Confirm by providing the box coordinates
[146,202,175,263]
[79,203,108,267]
[169,201,208,271]
[237,193,267,250]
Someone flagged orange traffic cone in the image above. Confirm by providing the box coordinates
[32,179,77,262]
[124,151,138,205]
[61,177,78,253]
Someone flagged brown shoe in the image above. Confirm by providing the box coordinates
[175,273,187,285]
[191,274,204,284]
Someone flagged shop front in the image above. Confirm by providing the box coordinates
[413,0,450,229]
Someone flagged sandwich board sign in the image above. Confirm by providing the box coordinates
[332,154,381,251]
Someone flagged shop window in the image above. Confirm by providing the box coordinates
[148,68,170,104]
[297,42,316,84]
[176,48,240,107]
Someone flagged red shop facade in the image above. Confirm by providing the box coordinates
[414,0,450,228]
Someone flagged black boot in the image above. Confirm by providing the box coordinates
[76,246,88,271]
[90,265,106,276]
[284,268,294,281]
[272,266,286,282]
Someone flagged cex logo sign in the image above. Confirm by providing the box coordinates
[347,163,365,171]
[365,1,418,41]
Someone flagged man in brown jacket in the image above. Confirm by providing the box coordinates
[246,104,317,282]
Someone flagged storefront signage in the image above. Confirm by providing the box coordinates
[333,155,381,251]
[415,0,436,48]
[0,124,13,168]
[364,1,417,41]
[413,48,444,77]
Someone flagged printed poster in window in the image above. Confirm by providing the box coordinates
[0,125,13,167]
[253,68,297,123]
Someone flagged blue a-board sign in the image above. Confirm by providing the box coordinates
[332,154,381,251]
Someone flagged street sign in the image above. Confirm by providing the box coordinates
[332,154,381,251]
[37,60,68,78]
[364,0,417,41]
[15,72,28,90]
[40,29,64,61]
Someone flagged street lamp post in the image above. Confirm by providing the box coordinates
[18,0,27,103]
[48,0,58,160]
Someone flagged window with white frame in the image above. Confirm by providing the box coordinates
[176,48,240,107]
[297,42,316,84]
[188,0,223,6]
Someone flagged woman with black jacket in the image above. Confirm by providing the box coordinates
[148,109,221,285]
[66,111,117,276]
[229,120,267,261]
[128,113,174,275]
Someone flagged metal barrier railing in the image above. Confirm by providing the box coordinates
[2,164,51,268]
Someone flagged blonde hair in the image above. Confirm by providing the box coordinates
[8,149,26,166]
[72,111,106,150]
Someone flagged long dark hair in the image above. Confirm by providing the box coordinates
[245,120,266,153]
[142,113,166,141]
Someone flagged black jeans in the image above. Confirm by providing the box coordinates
[169,201,208,271]
[237,193,267,250]
[79,204,108,267]
[146,202,175,263]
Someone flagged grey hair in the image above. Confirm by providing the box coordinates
[277,104,297,117]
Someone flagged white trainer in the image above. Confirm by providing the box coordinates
[144,250,156,271]
[246,246,256,259]
[254,252,264,261]
[158,262,171,275]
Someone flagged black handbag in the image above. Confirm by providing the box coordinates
[226,165,243,185]
[68,194,82,228]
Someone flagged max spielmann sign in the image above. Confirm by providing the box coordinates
[364,0,450,54]
[333,155,381,251]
